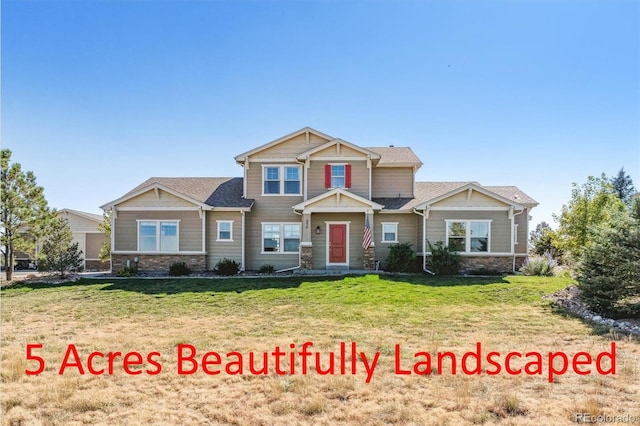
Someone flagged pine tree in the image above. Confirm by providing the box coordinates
[610,167,635,204]
[38,216,84,278]
[1,149,51,281]
[97,210,111,263]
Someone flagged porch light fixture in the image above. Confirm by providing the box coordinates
[315,225,321,234]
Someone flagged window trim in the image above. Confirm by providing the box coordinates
[445,220,492,253]
[381,222,399,243]
[261,222,301,254]
[329,163,346,189]
[216,220,234,242]
[261,165,302,196]
[136,220,181,252]
[513,224,519,245]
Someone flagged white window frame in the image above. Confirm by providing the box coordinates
[329,163,346,189]
[136,220,180,252]
[445,220,492,253]
[216,220,234,242]
[381,222,399,243]
[261,165,302,196]
[261,222,301,254]
[513,224,519,245]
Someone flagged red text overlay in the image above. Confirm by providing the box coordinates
[25,341,616,383]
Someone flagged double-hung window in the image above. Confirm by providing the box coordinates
[262,223,301,253]
[324,164,352,189]
[263,165,301,195]
[138,220,179,252]
[446,220,490,253]
[381,222,398,243]
[217,220,233,241]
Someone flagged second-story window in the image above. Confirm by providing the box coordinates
[263,165,301,195]
[324,164,352,189]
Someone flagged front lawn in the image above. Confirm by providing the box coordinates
[1,274,638,425]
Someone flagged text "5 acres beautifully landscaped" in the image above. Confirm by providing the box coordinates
[25,341,616,383]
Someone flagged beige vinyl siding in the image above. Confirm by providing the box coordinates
[311,144,364,158]
[119,189,196,208]
[374,213,419,264]
[114,210,203,252]
[371,168,414,198]
[425,211,512,253]
[249,133,329,159]
[244,203,302,271]
[310,213,365,269]
[59,212,101,232]
[432,190,508,208]
[86,233,108,259]
[307,161,369,199]
[206,212,243,270]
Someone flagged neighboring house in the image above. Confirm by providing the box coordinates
[101,127,537,274]
[57,209,110,271]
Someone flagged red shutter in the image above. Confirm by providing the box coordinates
[325,164,331,188]
[345,164,352,188]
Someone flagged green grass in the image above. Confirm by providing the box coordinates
[1,274,573,329]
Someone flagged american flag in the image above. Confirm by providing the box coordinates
[362,216,372,249]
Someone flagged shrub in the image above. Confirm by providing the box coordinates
[519,252,557,276]
[385,242,416,273]
[215,258,240,276]
[258,264,275,274]
[427,241,462,275]
[116,266,137,277]
[169,261,190,276]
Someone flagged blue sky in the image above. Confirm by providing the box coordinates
[2,0,638,229]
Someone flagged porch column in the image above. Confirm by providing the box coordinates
[363,211,376,270]
[300,212,313,270]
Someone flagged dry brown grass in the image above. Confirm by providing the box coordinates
[1,275,639,425]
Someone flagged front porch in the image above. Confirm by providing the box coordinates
[293,188,382,271]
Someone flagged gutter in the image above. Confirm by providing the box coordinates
[413,208,435,275]
[511,208,525,273]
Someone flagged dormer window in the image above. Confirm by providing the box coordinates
[324,164,352,189]
[263,165,302,195]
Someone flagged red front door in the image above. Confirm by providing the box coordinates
[329,224,347,264]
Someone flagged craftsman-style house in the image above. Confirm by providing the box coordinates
[101,127,537,273]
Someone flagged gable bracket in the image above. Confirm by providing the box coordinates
[154,187,160,199]
[466,188,473,203]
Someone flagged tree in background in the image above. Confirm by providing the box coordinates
[529,221,563,259]
[1,149,51,281]
[552,174,625,262]
[98,210,111,263]
[610,167,635,204]
[38,216,83,278]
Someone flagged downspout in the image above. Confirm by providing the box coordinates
[276,209,303,273]
[413,208,435,275]
[511,208,525,273]
[241,210,246,272]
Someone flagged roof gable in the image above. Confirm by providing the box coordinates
[234,127,334,162]
[293,188,384,212]
[101,177,253,211]
[298,138,381,160]
[414,182,525,210]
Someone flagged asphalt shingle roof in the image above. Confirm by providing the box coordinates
[365,146,423,166]
[373,182,537,211]
[124,177,254,208]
